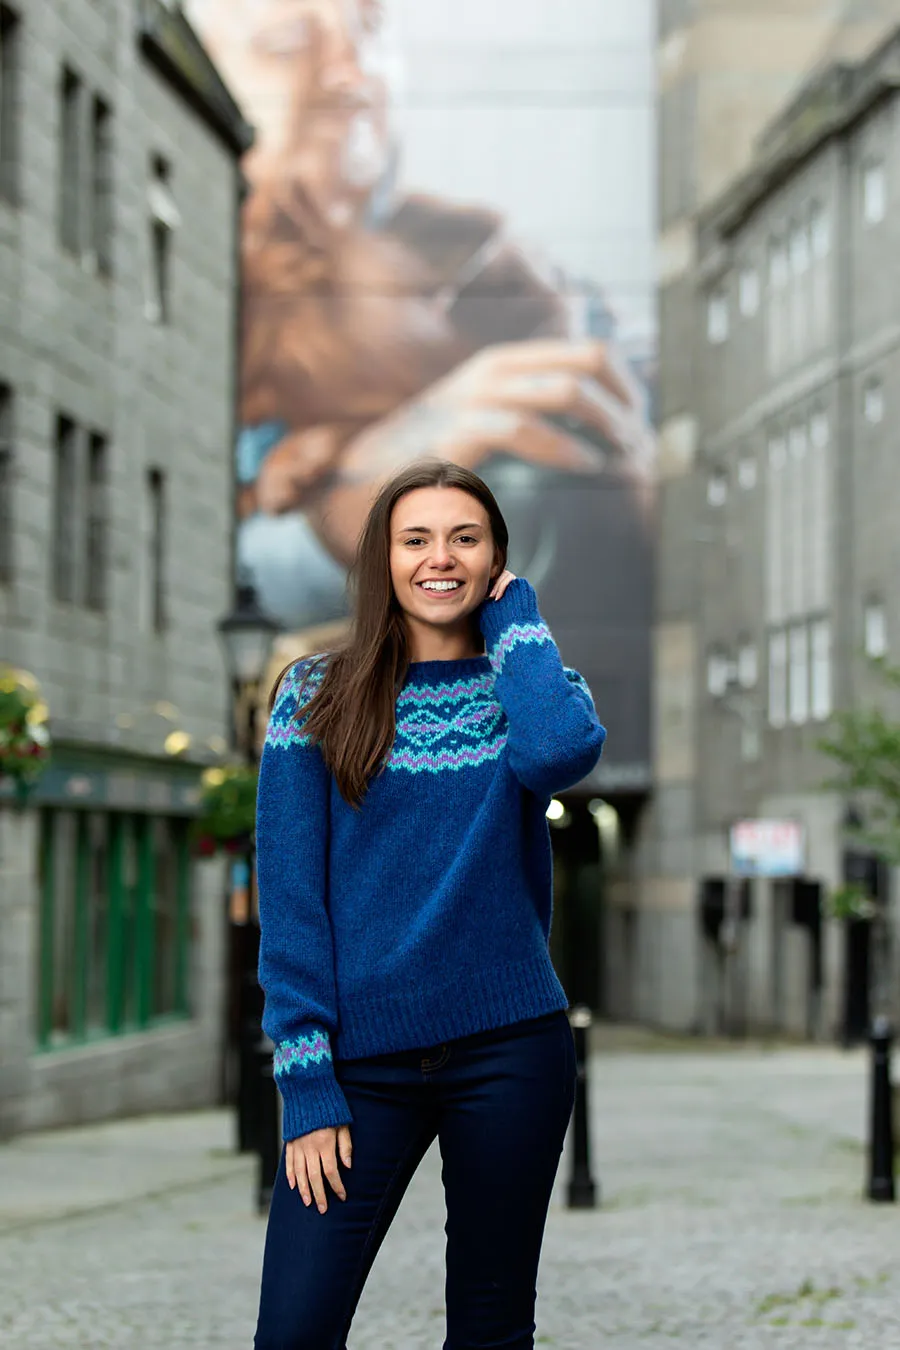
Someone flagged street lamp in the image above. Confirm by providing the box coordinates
[218,582,281,696]
[216,580,281,1211]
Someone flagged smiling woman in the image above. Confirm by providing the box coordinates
[253,456,606,1348]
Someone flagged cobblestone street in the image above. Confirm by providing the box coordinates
[1,1038,898,1349]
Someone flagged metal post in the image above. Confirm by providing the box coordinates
[567,1005,598,1209]
[256,1032,281,1214]
[867,1015,896,1203]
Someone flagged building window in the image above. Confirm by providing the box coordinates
[145,467,166,631]
[707,648,731,699]
[706,289,729,344]
[737,641,758,690]
[37,809,191,1048]
[707,470,728,507]
[863,378,884,425]
[810,618,832,721]
[768,630,788,728]
[59,67,83,254]
[85,432,108,612]
[864,601,887,659]
[147,156,178,324]
[0,382,11,582]
[739,266,759,317]
[0,5,20,204]
[810,410,829,449]
[863,159,886,225]
[810,203,831,259]
[90,97,114,275]
[738,455,757,490]
[767,239,789,371]
[52,415,79,602]
[788,623,809,725]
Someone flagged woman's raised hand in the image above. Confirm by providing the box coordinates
[286,1124,353,1214]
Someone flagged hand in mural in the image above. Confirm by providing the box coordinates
[260,337,654,564]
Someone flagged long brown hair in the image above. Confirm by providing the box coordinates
[275,460,509,807]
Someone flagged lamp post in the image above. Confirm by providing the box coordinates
[217,582,280,1211]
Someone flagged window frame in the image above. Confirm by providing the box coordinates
[0,4,21,205]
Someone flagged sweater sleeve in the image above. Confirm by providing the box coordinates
[479,578,606,799]
[256,660,352,1141]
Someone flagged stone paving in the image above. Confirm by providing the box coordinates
[1,1038,898,1348]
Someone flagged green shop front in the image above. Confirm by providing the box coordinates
[0,748,226,1139]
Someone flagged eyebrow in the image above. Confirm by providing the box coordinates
[396,523,485,534]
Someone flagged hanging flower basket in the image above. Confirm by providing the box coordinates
[192,762,258,855]
[0,666,51,801]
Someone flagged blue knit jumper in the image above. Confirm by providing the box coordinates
[256,579,607,1141]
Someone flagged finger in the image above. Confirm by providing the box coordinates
[295,1154,313,1208]
[452,409,604,475]
[487,371,633,454]
[322,1142,347,1203]
[285,1143,296,1191]
[337,1126,353,1170]
[481,339,637,409]
[306,1150,329,1214]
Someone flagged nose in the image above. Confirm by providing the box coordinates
[428,541,455,569]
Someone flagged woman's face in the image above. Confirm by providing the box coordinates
[389,488,501,636]
[192,0,394,224]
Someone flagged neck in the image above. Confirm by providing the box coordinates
[406,618,484,665]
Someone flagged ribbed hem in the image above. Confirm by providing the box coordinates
[479,578,541,645]
[333,952,568,1061]
[278,1070,353,1142]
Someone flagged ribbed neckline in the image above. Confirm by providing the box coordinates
[403,655,492,684]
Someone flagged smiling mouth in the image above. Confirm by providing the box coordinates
[417,580,464,596]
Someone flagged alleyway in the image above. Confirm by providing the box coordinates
[1,1037,897,1348]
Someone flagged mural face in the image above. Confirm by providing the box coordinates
[189,0,656,790]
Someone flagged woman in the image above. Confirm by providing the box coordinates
[254,459,606,1349]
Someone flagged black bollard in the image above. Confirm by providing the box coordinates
[867,1015,896,1203]
[256,1033,281,1214]
[567,1005,599,1209]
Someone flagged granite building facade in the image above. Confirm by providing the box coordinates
[0,0,251,1136]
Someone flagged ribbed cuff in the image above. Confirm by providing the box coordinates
[278,1068,353,1142]
[478,578,542,645]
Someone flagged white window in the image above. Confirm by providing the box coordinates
[789,223,810,276]
[738,456,757,490]
[768,630,788,728]
[707,649,732,699]
[809,411,829,449]
[788,424,807,461]
[863,159,886,225]
[810,618,832,720]
[768,241,788,290]
[146,156,179,325]
[737,642,758,689]
[707,290,729,344]
[810,204,831,259]
[739,266,760,317]
[864,601,887,659]
[766,437,787,624]
[788,623,809,725]
[864,378,884,425]
[707,471,728,507]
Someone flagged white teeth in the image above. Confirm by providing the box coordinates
[421,581,461,592]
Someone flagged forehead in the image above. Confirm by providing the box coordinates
[392,486,489,527]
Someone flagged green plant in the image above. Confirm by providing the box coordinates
[819,658,900,865]
[0,665,51,790]
[193,762,258,854]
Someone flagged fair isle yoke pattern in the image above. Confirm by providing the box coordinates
[390,674,506,775]
[264,661,323,750]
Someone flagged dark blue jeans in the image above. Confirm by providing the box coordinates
[254,1010,576,1350]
